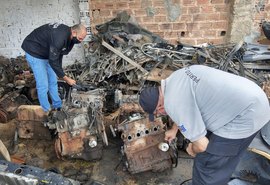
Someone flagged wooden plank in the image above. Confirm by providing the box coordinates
[0,139,11,161]
[101,40,148,74]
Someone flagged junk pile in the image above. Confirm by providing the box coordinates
[0,56,34,123]
[1,11,270,179]
[60,11,270,174]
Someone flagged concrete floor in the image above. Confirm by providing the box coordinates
[1,121,194,185]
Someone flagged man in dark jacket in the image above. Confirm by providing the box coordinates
[22,23,87,112]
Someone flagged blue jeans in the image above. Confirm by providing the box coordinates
[25,53,62,112]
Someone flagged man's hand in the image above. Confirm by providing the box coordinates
[186,136,209,157]
[186,143,196,157]
[63,76,76,86]
[165,123,179,143]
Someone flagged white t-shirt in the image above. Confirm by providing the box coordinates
[162,65,270,141]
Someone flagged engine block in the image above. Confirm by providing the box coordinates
[48,88,108,161]
[117,113,177,174]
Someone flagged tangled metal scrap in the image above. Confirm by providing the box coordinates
[58,12,270,174]
[2,12,269,177]
[0,56,34,123]
[65,13,270,94]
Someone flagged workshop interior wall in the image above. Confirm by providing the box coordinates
[89,0,270,45]
[0,0,84,65]
[1,0,270,61]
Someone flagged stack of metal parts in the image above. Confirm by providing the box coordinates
[64,12,270,97]
[0,56,34,123]
[46,86,108,161]
[61,12,270,174]
[0,160,80,185]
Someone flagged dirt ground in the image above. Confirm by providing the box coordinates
[0,120,193,185]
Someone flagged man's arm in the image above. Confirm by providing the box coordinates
[164,123,179,143]
[49,46,76,86]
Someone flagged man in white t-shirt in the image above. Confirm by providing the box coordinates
[139,65,270,185]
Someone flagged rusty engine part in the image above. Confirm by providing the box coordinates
[0,56,33,98]
[16,105,51,140]
[0,160,80,185]
[117,113,177,174]
[46,85,108,161]
[0,91,31,123]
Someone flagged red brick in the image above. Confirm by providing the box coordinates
[91,2,105,9]
[134,9,147,16]
[153,0,165,7]
[265,5,270,11]
[219,12,229,20]
[159,23,173,30]
[181,7,188,14]
[156,8,167,16]
[198,23,213,29]
[188,7,201,14]
[193,14,206,22]
[104,3,115,9]
[197,0,210,4]
[201,6,214,13]
[129,2,141,9]
[142,16,155,23]
[186,23,199,30]
[99,10,111,17]
[173,23,186,30]
[203,30,217,37]
[164,31,179,38]
[154,16,167,23]
[205,13,221,20]
[116,2,129,9]
[190,31,202,37]
[214,4,229,12]
[212,21,228,29]
[144,23,159,30]
[180,15,193,22]
[183,0,196,6]
[211,0,224,4]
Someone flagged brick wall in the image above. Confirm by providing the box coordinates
[89,0,270,45]
[89,0,231,45]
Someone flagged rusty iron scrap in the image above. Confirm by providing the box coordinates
[46,86,108,161]
[117,115,177,174]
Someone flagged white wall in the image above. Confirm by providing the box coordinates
[0,0,85,65]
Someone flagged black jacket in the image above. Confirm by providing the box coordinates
[22,23,75,78]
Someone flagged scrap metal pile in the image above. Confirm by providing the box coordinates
[65,12,270,95]
[58,11,270,174]
[46,85,108,161]
[1,11,270,177]
[0,56,34,123]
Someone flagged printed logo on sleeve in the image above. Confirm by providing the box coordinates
[179,124,187,132]
[49,22,60,29]
[184,67,200,83]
